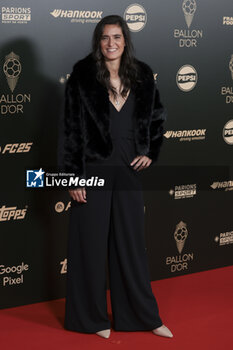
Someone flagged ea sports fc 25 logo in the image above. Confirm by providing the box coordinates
[124,4,147,32]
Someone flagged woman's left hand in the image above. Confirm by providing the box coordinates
[130,155,152,171]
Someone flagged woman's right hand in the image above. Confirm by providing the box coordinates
[68,188,87,203]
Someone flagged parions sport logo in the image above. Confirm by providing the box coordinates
[215,231,233,246]
[124,4,147,32]
[1,7,31,24]
[176,64,198,91]
[169,184,197,199]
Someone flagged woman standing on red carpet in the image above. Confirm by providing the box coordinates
[59,15,173,339]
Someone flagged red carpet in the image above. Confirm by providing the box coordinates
[0,265,233,350]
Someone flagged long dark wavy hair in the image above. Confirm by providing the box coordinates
[92,15,140,98]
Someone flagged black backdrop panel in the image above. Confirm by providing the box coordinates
[0,0,232,309]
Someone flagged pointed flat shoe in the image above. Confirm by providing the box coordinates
[96,329,111,338]
[152,324,173,338]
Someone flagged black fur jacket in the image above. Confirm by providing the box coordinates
[58,53,167,178]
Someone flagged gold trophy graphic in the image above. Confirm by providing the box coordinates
[174,221,188,254]
[229,54,233,80]
[3,51,22,92]
[182,0,196,28]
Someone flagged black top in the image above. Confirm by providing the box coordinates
[109,91,135,140]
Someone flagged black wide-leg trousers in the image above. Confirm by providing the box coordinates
[64,155,163,333]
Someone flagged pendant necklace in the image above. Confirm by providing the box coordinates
[114,88,121,105]
[115,94,120,105]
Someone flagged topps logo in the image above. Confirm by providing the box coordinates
[0,205,27,221]
[0,142,33,154]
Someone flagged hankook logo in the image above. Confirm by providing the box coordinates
[211,180,233,191]
[164,128,206,142]
[50,9,103,23]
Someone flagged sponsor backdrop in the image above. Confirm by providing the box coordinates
[0,0,233,309]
